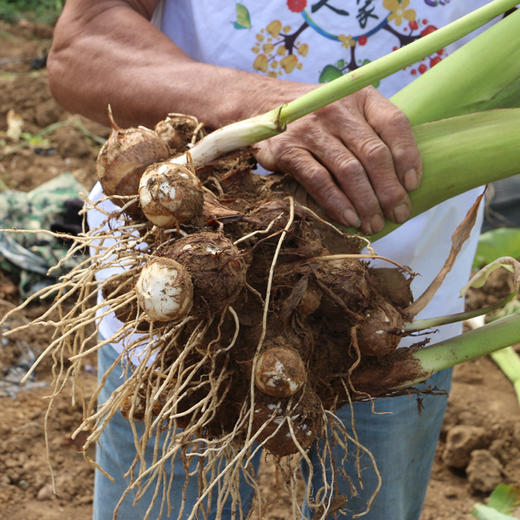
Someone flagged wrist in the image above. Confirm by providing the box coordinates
[207,70,315,127]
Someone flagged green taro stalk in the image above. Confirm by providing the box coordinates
[370,108,520,240]
[406,313,520,388]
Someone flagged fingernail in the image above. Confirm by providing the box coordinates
[404,168,420,191]
[393,202,411,224]
[360,220,372,235]
[343,208,361,228]
[370,214,385,233]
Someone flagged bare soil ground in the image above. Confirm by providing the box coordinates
[0,19,519,520]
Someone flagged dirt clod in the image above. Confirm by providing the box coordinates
[466,450,503,494]
[442,425,489,469]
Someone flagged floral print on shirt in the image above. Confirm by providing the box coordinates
[235,0,450,82]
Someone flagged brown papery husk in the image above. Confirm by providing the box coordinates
[368,267,414,308]
[350,345,427,397]
[97,125,169,219]
[195,148,258,195]
[309,329,354,411]
[297,278,322,316]
[246,198,301,234]
[245,233,326,302]
[154,113,205,154]
[311,258,371,330]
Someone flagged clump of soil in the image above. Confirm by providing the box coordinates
[0,19,105,193]
[0,301,97,520]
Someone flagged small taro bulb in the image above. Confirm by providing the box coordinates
[165,232,248,310]
[96,108,169,202]
[139,162,204,227]
[356,298,403,357]
[135,257,193,322]
[254,346,307,398]
[154,113,203,154]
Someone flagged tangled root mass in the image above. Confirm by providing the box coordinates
[6,113,423,520]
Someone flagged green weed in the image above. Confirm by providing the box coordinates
[0,0,63,24]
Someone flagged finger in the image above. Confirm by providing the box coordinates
[274,145,362,228]
[308,134,387,235]
[337,116,412,226]
[364,88,423,192]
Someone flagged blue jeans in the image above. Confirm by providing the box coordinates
[93,344,451,520]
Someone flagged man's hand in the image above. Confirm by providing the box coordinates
[255,86,421,234]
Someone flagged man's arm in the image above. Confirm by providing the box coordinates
[48,0,421,234]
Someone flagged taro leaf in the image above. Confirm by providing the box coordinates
[233,4,251,29]
[472,484,520,519]
[460,256,520,296]
[488,484,520,514]
[319,64,343,83]
[474,228,520,268]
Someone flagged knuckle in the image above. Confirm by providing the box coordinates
[377,185,408,210]
[303,167,326,190]
[358,138,390,164]
[319,104,344,124]
[388,108,411,129]
[389,144,409,164]
[337,152,364,175]
[302,123,325,145]
[329,157,379,215]
[392,141,421,173]
[276,145,304,170]
[329,151,363,179]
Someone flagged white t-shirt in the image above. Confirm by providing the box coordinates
[90,0,490,352]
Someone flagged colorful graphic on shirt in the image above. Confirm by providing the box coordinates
[237,0,449,81]
[233,3,252,29]
[251,20,309,77]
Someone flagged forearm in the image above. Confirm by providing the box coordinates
[48,0,290,128]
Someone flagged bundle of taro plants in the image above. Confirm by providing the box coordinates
[4,2,520,519]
